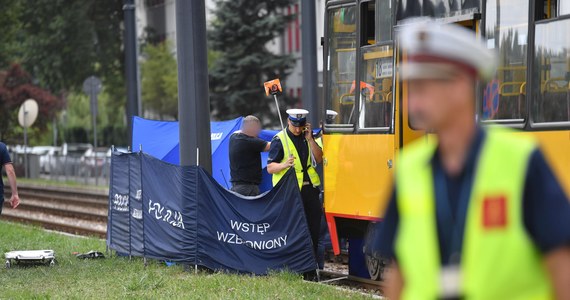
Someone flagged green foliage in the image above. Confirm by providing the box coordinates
[0,64,64,142]
[63,91,126,146]
[141,42,179,120]
[0,1,21,67]
[1,0,125,95]
[0,221,373,299]
[209,0,297,124]
[0,0,126,145]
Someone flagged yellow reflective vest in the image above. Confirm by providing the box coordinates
[395,127,553,300]
[271,130,321,189]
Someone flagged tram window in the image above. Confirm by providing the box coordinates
[361,1,375,46]
[396,0,481,20]
[481,0,529,121]
[376,0,392,43]
[326,6,357,125]
[536,0,559,20]
[561,0,570,15]
[532,19,570,123]
[358,45,394,128]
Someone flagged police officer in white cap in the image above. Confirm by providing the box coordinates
[267,108,323,279]
[377,20,570,299]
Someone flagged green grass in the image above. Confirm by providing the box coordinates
[0,221,370,299]
[7,177,108,191]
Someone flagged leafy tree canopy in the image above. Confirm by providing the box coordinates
[1,0,125,95]
[141,42,178,120]
[209,0,297,124]
[0,64,64,142]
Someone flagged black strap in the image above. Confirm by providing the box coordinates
[434,164,474,265]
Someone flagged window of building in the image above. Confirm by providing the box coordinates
[481,0,529,121]
[532,18,570,123]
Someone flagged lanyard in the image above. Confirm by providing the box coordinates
[434,161,475,266]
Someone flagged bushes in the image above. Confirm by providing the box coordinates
[63,125,127,147]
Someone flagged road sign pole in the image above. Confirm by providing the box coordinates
[91,93,98,149]
[23,105,28,179]
[17,99,38,179]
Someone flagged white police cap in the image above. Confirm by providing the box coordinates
[286,109,309,126]
[399,19,496,80]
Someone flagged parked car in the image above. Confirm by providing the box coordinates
[32,146,62,174]
[62,143,93,157]
[82,147,109,168]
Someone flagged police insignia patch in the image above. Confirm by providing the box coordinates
[482,196,507,229]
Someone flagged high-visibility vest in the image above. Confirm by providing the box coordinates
[271,130,321,189]
[395,127,553,300]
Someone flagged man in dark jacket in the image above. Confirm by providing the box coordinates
[229,116,270,196]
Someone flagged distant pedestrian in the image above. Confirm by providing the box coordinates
[0,142,20,215]
[229,115,270,196]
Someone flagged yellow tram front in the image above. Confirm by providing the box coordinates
[322,0,570,279]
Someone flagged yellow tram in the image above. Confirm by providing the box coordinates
[321,0,570,278]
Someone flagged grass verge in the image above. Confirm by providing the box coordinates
[0,221,371,299]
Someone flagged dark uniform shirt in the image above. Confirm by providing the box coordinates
[229,133,268,185]
[377,129,570,265]
[0,142,12,202]
[267,128,312,182]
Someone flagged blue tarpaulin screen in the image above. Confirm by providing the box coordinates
[106,152,317,274]
[132,117,277,192]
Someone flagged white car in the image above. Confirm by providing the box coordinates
[32,146,61,174]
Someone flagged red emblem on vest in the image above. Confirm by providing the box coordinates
[482,196,507,229]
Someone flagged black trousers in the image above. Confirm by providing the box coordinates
[301,186,321,257]
[230,184,260,196]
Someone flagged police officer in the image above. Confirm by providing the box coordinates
[378,21,570,299]
[267,109,322,276]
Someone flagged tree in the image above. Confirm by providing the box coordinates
[141,42,178,120]
[209,0,297,124]
[0,0,127,143]
[2,0,125,95]
[0,64,64,142]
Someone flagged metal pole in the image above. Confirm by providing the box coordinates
[23,104,28,179]
[175,0,212,172]
[91,94,98,149]
[273,94,291,158]
[301,0,319,126]
[123,0,139,148]
[52,117,57,147]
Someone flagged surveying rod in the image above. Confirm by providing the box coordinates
[264,79,291,158]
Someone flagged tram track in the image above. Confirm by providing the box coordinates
[318,269,384,298]
[2,184,108,238]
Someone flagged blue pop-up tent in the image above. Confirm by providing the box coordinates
[132,117,278,192]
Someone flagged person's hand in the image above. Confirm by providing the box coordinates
[304,123,313,140]
[282,156,295,170]
[10,194,20,209]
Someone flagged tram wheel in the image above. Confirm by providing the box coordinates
[365,254,385,281]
